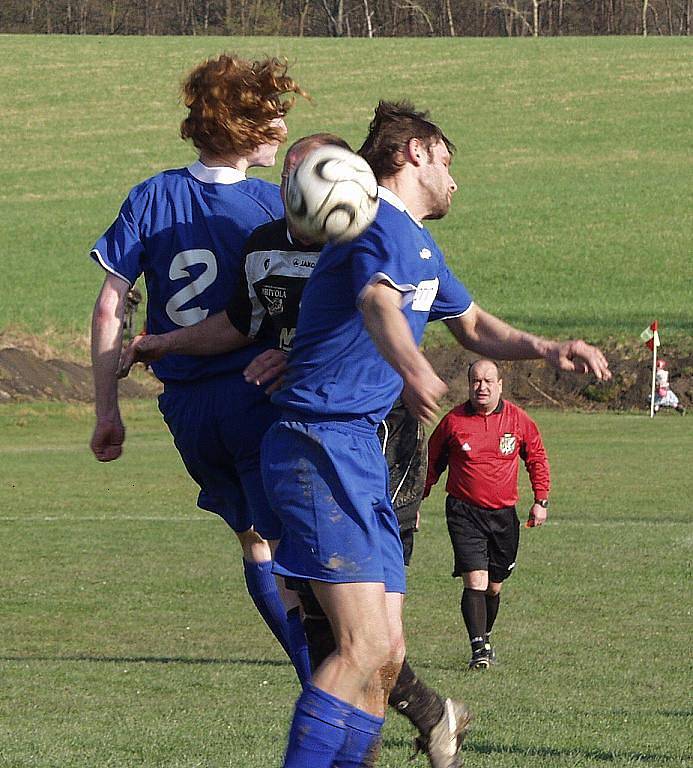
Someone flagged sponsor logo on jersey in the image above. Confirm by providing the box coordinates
[419,248,432,260]
[293,258,316,268]
[262,285,287,315]
[461,442,472,452]
[264,257,271,270]
[499,433,516,455]
[279,327,296,351]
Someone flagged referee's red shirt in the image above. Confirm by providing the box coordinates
[424,399,550,509]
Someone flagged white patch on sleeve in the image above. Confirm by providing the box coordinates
[409,278,439,312]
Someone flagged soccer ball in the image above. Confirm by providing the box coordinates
[285,145,379,245]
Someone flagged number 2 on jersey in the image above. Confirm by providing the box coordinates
[165,249,218,326]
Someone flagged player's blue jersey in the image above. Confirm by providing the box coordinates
[91,161,283,382]
[273,188,473,424]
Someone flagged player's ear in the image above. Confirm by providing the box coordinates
[406,138,425,166]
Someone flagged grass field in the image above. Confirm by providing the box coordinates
[1,36,692,350]
[1,401,691,767]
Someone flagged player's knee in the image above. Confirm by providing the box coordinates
[486,582,502,597]
[342,627,391,676]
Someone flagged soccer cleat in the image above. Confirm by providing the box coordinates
[468,648,491,670]
[485,643,497,666]
[413,697,473,768]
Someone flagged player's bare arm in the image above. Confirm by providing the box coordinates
[444,304,611,380]
[91,273,129,461]
[360,281,447,424]
[118,311,251,378]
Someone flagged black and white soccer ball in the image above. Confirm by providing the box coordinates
[285,145,379,245]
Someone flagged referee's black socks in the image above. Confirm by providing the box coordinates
[461,588,487,654]
[485,592,500,636]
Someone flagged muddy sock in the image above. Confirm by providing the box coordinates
[387,657,445,738]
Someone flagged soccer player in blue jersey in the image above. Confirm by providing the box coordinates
[260,101,611,768]
[89,53,311,684]
[119,132,473,767]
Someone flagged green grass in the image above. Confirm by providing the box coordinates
[1,36,691,350]
[1,401,691,766]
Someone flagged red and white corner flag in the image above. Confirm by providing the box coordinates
[641,321,660,417]
[640,320,660,351]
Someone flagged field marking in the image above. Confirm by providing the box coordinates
[0,439,168,455]
[0,515,207,522]
[0,516,689,527]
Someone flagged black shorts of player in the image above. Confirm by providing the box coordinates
[445,496,520,582]
[400,526,415,566]
[378,398,426,566]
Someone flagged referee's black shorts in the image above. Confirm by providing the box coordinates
[445,496,520,582]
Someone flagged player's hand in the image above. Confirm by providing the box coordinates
[90,415,125,462]
[244,349,288,395]
[545,339,611,381]
[118,334,167,378]
[401,368,448,425]
[526,503,548,528]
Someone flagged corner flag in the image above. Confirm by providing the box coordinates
[641,321,661,418]
[640,320,660,351]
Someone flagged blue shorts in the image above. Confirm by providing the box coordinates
[261,418,406,593]
[158,373,282,540]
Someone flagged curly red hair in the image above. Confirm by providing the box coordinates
[180,54,306,158]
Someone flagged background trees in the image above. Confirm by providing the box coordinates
[1,0,690,36]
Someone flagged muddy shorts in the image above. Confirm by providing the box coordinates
[261,417,406,593]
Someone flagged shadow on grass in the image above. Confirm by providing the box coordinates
[384,735,682,764]
[0,654,292,667]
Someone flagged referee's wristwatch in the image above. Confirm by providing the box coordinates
[534,499,549,508]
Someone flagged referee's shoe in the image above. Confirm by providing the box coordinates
[468,643,496,670]
[414,697,473,768]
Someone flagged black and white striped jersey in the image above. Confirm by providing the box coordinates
[226,217,426,533]
[226,218,319,352]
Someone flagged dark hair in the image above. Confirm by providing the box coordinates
[180,54,306,157]
[358,100,455,181]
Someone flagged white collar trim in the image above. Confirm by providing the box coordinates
[188,160,246,185]
[377,186,423,228]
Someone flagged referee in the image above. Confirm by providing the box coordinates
[425,359,550,669]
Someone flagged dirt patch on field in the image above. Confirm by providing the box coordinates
[424,342,693,412]
[0,336,690,412]
[0,345,157,403]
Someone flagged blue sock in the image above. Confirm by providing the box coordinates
[286,606,312,688]
[243,559,290,657]
[283,683,352,768]
[334,706,384,768]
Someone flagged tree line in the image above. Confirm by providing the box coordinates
[2,0,691,36]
